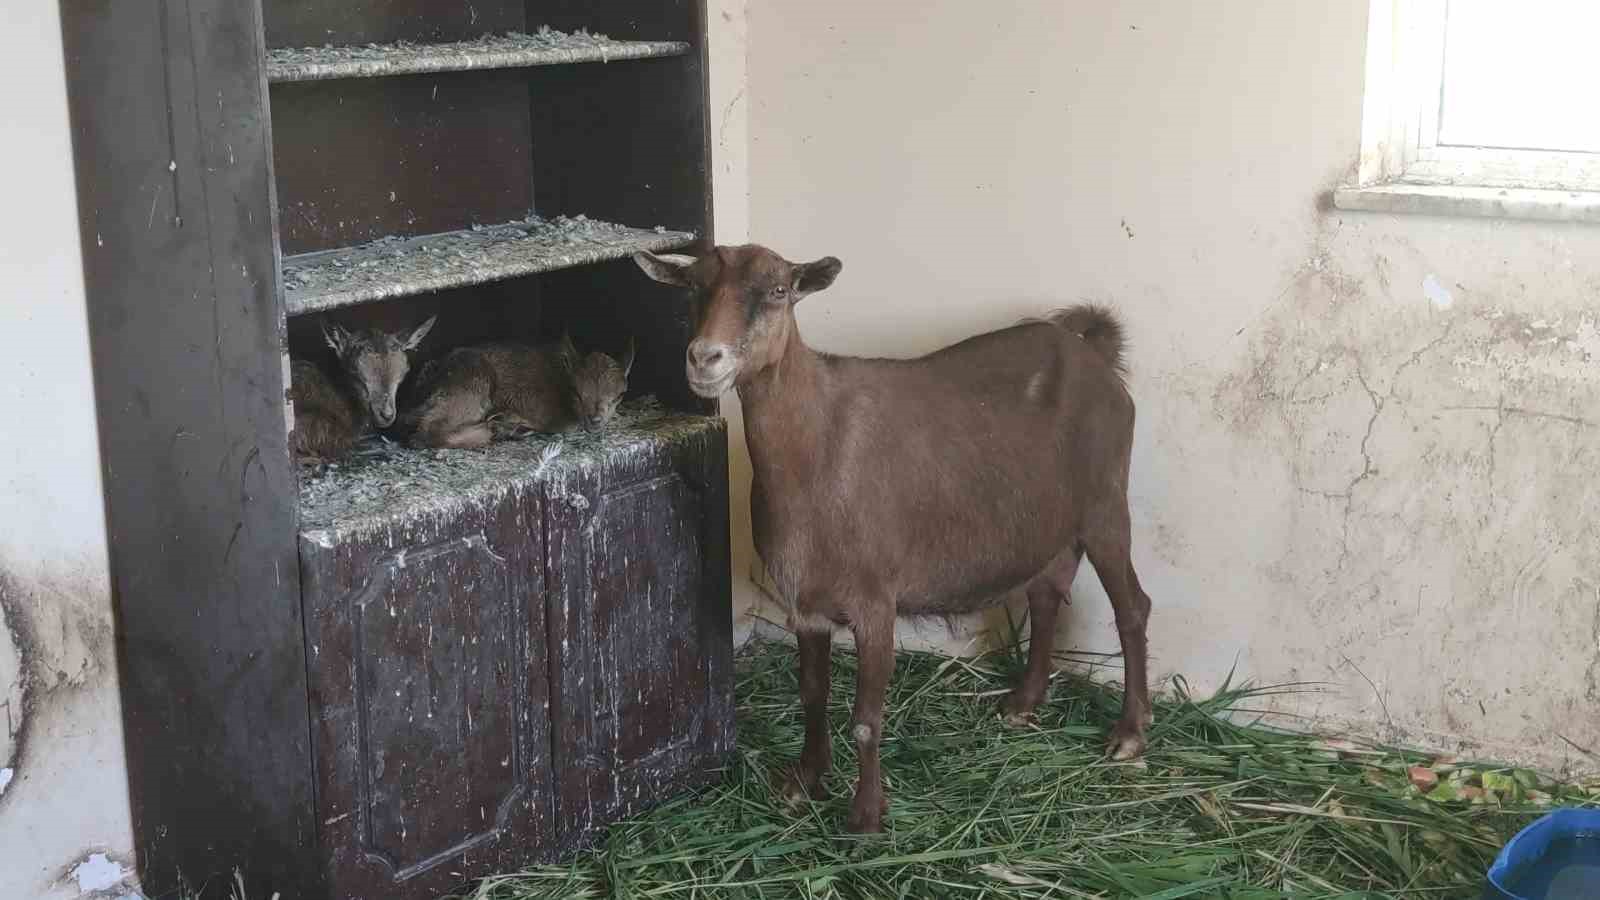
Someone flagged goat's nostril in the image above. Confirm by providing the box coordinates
[688,340,727,370]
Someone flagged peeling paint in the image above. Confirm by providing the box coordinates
[66,852,130,894]
[1421,273,1453,310]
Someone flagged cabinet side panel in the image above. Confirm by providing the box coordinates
[58,2,315,897]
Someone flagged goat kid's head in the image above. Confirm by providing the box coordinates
[322,316,437,428]
[633,246,841,398]
[561,333,636,429]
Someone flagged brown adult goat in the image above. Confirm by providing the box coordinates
[635,245,1153,833]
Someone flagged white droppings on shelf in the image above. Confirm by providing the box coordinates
[265,28,690,83]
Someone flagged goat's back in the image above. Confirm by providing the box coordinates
[409,342,571,430]
[779,312,1134,613]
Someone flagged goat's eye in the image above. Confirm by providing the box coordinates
[771,285,788,301]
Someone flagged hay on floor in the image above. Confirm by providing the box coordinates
[460,639,1598,899]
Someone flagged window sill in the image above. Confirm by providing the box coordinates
[1332,182,1600,224]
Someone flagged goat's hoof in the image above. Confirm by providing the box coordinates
[845,793,889,834]
[1106,723,1148,761]
[1000,693,1041,727]
[1001,709,1036,728]
[775,765,828,809]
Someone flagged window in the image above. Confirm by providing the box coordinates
[1336,0,1600,222]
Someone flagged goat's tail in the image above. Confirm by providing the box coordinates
[1048,304,1127,376]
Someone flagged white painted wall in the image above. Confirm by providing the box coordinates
[0,4,139,899]
[705,0,773,644]
[730,0,1600,773]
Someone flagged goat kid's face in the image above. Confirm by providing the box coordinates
[323,316,436,427]
[633,246,841,397]
[563,335,635,429]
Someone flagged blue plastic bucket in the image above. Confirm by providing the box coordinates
[1485,808,1600,899]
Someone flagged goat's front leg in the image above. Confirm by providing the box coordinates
[779,629,833,806]
[846,609,895,833]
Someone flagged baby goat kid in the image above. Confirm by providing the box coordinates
[404,335,635,449]
[289,316,436,463]
[636,245,1152,834]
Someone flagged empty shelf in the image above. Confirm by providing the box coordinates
[282,215,696,316]
[297,403,720,541]
[267,28,690,83]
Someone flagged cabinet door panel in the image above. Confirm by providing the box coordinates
[299,487,551,898]
[354,536,519,874]
[545,421,734,846]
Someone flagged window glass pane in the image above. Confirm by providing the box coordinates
[1439,0,1600,153]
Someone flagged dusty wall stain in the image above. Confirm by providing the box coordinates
[0,559,138,898]
[1206,215,1600,774]
[0,576,36,813]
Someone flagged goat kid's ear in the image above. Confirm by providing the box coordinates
[632,250,697,288]
[791,257,842,300]
[620,336,636,378]
[322,321,352,355]
[558,332,580,370]
[402,315,438,351]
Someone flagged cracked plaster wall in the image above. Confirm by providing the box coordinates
[1,3,139,898]
[744,0,1600,772]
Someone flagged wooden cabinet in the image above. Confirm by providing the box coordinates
[295,417,732,897]
[61,2,730,898]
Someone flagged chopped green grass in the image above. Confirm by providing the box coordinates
[463,639,1596,899]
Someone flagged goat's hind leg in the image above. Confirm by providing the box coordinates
[1085,537,1153,760]
[1002,548,1081,725]
[409,396,494,450]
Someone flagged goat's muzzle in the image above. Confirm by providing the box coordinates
[686,338,736,397]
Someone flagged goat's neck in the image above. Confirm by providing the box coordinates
[737,326,831,484]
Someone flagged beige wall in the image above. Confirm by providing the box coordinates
[0,3,140,899]
[730,0,1600,773]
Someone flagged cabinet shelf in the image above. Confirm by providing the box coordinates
[282,215,695,316]
[297,404,719,541]
[267,28,690,84]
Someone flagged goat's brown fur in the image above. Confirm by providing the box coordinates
[289,360,363,463]
[403,336,634,449]
[636,245,1153,834]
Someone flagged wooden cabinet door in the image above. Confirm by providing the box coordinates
[298,484,552,899]
[544,421,734,847]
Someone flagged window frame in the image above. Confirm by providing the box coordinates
[1339,0,1600,221]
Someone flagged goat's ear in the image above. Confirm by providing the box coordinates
[558,332,580,370]
[402,315,437,351]
[792,257,842,299]
[620,337,636,378]
[322,321,352,356]
[633,250,697,287]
